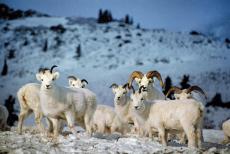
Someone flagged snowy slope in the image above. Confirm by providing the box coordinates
[0,17,230,129]
[0,127,229,154]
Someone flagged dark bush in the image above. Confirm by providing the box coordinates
[1,59,8,76]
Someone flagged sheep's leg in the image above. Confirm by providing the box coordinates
[65,111,78,137]
[97,122,105,134]
[84,115,93,136]
[178,132,187,144]
[183,125,197,148]
[196,128,202,148]
[17,109,31,134]
[49,118,59,139]
[221,135,230,144]
[158,126,167,146]
[34,111,45,133]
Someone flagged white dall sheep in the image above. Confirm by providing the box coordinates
[222,119,230,144]
[166,85,207,144]
[110,83,138,133]
[68,76,88,88]
[0,105,9,131]
[131,86,204,148]
[166,85,207,101]
[36,65,97,138]
[68,77,128,135]
[128,70,165,101]
[17,83,44,134]
[92,105,129,134]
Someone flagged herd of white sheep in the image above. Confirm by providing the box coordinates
[0,65,230,149]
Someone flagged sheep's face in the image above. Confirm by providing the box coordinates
[69,78,88,88]
[135,75,153,92]
[174,90,192,99]
[131,91,146,112]
[36,70,59,90]
[111,85,129,106]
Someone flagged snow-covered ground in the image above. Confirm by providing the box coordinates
[0,127,229,154]
[0,16,230,130]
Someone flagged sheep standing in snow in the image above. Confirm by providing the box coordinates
[131,86,204,148]
[68,76,88,88]
[165,85,207,144]
[222,119,230,144]
[0,105,9,131]
[128,70,165,101]
[166,85,207,100]
[92,105,129,134]
[17,83,45,134]
[68,76,128,135]
[110,83,138,134]
[36,65,97,138]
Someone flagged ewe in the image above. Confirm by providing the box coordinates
[131,86,204,148]
[17,83,44,134]
[0,105,9,131]
[222,119,230,144]
[68,77,128,134]
[36,65,97,138]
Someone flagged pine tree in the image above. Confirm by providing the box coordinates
[98,9,103,23]
[136,23,140,29]
[75,44,81,59]
[180,75,190,89]
[125,14,130,24]
[1,59,8,76]
[43,39,48,52]
[163,76,173,99]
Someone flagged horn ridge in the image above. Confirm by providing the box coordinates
[128,71,144,88]
[50,65,58,73]
[146,70,164,88]
[186,85,207,99]
[81,79,88,84]
[166,86,182,97]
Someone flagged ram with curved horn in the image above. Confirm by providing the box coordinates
[128,70,166,101]
[166,85,207,100]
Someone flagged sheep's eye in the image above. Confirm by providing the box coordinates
[149,80,152,83]
[41,79,43,81]
[52,78,55,81]
[141,98,144,101]
[123,92,126,94]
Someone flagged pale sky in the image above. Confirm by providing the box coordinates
[2,0,230,38]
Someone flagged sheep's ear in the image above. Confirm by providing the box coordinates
[53,72,60,80]
[36,73,42,82]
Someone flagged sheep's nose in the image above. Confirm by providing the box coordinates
[143,87,147,91]
[117,97,120,100]
[135,106,138,109]
[46,85,51,88]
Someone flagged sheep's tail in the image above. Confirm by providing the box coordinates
[17,86,28,110]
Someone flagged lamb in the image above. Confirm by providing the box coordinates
[92,105,129,135]
[68,77,128,135]
[222,119,230,144]
[0,105,9,131]
[17,83,44,134]
[36,65,97,138]
[131,86,204,148]
[110,83,139,134]
[68,76,88,88]
[128,70,165,101]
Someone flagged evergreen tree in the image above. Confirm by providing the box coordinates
[180,75,190,89]
[163,76,173,99]
[75,44,81,59]
[1,58,8,76]
[43,39,48,52]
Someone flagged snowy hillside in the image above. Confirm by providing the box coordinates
[0,16,230,129]
[0,127,229,154]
